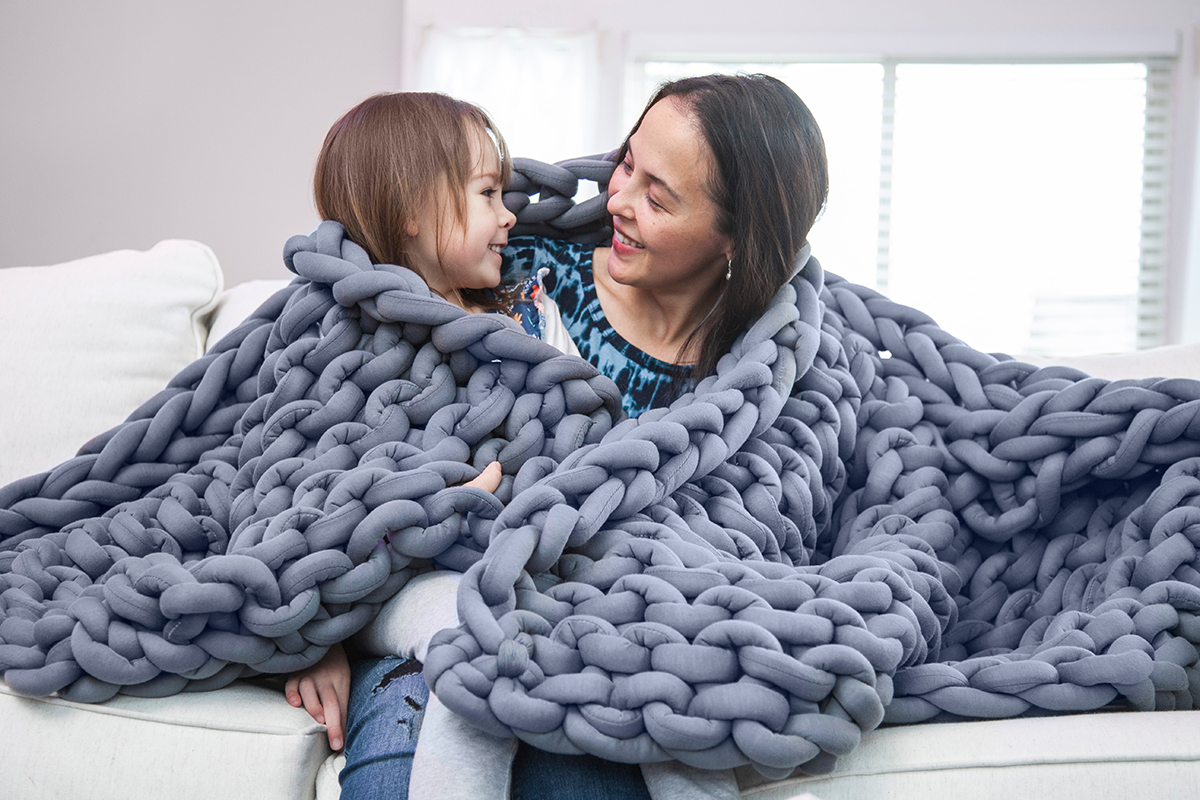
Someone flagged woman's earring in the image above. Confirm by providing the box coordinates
[726,259,732,281]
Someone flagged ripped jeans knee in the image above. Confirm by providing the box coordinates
[340,655,430,800]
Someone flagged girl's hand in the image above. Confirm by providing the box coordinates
[285,641,351,751]
[464,460,502,494]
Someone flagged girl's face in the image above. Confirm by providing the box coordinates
[605,98,732,294]
[409,129,515,299]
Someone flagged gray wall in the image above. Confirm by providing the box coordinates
[0,0,405,285]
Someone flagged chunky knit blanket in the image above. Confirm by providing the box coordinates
[3,156,1200,780]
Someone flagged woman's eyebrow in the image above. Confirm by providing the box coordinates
[626,140,682,205]
[643,169,682,205]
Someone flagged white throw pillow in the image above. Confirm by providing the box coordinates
[0,241,223,486]
[205,278,292,351]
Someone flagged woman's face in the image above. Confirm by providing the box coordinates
[605,98,731,294]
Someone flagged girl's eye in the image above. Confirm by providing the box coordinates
[482,188,497,198]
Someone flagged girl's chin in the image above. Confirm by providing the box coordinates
[469,267,502,289]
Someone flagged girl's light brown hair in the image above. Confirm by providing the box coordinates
[313,92,512,305]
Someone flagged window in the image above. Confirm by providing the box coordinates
[636,60,1163,358]
[414,29,1174,358]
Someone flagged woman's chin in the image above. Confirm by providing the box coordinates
[605,250,640,286]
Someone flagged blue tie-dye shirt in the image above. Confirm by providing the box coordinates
[502,235,685,419]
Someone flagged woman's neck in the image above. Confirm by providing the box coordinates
[591,247,723,365]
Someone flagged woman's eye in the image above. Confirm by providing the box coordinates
[647,195,662,210]
[621,159,633,174]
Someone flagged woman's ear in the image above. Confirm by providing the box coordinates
[720,231,735,267]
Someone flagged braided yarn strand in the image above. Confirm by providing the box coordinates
[1,155,1199,780]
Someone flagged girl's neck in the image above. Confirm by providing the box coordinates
[430,285,485,315]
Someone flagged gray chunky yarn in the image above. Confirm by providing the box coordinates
[2,156,1200,781]
[0,218,622,702]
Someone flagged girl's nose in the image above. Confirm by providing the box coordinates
[499,201,516,230]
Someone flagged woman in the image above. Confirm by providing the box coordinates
[502,73,828,799]
[323,72,829,799]
[515,72,827,419]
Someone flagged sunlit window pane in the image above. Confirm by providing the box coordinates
[887,63,1146,356]
[638,62,884,287]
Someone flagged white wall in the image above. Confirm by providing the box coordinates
[3,0,1200,343]
[0,0,405,285]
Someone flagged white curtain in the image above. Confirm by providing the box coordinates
[415,27,601,165]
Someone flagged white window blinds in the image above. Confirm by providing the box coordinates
[637,59,1167,358]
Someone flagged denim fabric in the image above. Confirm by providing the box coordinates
[511,743,652,800]
[340,655,430,800]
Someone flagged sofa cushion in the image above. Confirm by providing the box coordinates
[735,709,1200,799]
[0,241,222,486]
[0,680,331,800]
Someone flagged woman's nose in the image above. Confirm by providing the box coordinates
[606,177,630,218]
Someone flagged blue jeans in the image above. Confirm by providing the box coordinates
[341,656,650,800]
[511,743,652,800]
[339,656,429,800]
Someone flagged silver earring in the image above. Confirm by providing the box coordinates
[726,259,732,281]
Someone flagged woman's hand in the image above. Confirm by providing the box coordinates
[285,641,351,751]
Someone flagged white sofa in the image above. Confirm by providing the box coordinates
[3,240,1200,800]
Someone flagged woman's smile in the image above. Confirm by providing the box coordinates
[612,225,644,252]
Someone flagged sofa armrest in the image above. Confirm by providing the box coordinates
[1019,342,1200,380]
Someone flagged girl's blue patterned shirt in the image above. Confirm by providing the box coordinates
[498,273,544,340]
[502,235,685,419]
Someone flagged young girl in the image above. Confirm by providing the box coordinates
[282,91,570,799]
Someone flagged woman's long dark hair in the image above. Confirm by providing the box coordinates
[617,73,828,379]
